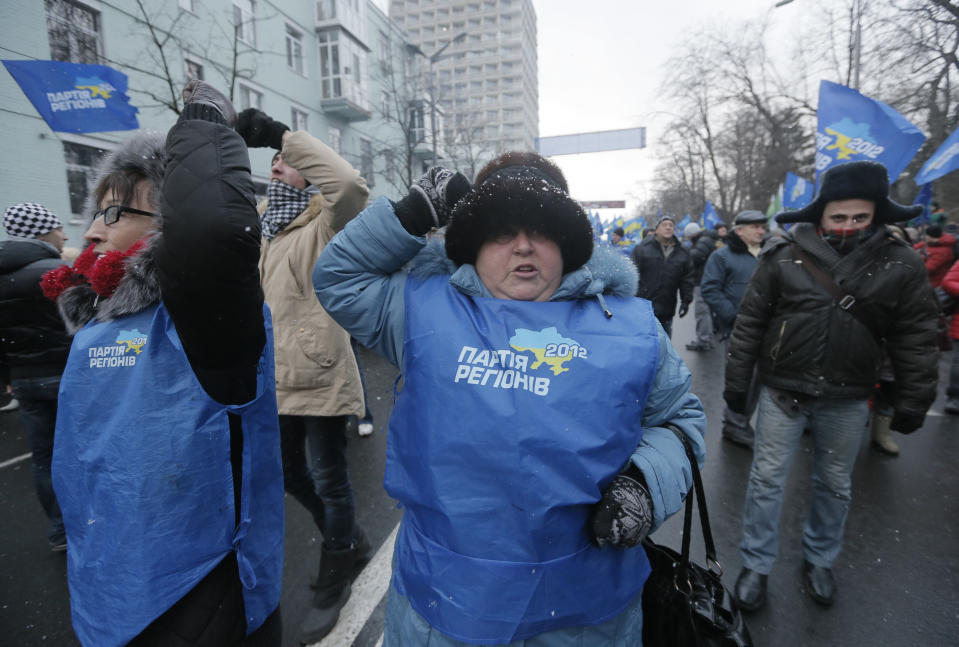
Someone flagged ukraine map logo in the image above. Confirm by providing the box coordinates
[509,327,586,375]
[115,329,147,354]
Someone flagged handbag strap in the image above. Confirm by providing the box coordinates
[791,245,884,344]
[665,424,720,573]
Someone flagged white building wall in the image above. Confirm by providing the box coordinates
[1,0,418,243]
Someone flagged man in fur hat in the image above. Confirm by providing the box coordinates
[233,107,372,643]
[312,152,706,646]
[726,161,939,612]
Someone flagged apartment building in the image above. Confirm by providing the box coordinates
[1,0,433,241]
[388,0,539,167]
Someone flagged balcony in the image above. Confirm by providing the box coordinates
[315,0,369,49]
[320,78,372,121]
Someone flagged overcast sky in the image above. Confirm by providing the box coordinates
[375,0,811,219]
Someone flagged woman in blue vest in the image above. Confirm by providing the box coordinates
[313,152,707,645]
[43,81,284,646]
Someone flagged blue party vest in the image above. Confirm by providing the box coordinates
[52,303,284,646]
[387,276,660,644]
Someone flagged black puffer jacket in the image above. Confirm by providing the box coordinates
[631,235,695,322]
[726,223,938,414]
[688,230,719,283]
[0,238,70,379]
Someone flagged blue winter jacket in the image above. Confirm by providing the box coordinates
[312,197,706,646]
[700,228,759,336]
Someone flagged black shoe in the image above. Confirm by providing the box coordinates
[802,560,835,606]
[685,341,712,351]
[299,545,355,643]
[733,567,767,611]
[310,527,374,589]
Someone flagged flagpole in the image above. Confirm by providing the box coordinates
[775,0,862,89]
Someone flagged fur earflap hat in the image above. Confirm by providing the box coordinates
[445,151,593,273]
[83,131,167,222]
[776,161,921,225]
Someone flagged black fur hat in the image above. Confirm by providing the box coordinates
[777,161,922,225]
[444,151,593,272]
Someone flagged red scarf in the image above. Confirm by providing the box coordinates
[41,240,147,302]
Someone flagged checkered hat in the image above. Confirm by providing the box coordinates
[3,203,63,238]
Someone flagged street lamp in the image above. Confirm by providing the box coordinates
[412,31,467,163]
[774,0,863,89]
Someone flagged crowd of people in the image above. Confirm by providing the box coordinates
[0,78,955,646]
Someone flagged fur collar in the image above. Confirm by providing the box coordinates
[407,237,638,299]
[57,237,161,334]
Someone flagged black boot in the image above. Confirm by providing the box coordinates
[310,527,374,589]
[802,560,835,606]
[733,567,767,611]
[298,545,354,644]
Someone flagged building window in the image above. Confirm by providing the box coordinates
[184,58,204,81]
[178,0,195,12]
[62,141,108,221]
[286,24,304,74]
[360,137,374,187]
[233,0,256,46]
[408,101,426,144]
[318,29,365,104]
[45,0,101,64]
[291,107,309,132]
[316,0,335,20]
[237,83,262,110]
[381,90,391,120]
[328,126,341,153]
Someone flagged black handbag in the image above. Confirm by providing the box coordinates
[641,426,753,647]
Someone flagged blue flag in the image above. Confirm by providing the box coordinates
[3,60,139,133]
[915,125,959,185]
[815,80,925,184]
[676,214,691,233]
[702,201,722,229]
[783,172,814,210]
[910,183,932,226]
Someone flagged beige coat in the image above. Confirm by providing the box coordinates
[258,131,369,416]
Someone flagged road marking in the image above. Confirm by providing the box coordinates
[310,521,399,647]
[0,452,31,470]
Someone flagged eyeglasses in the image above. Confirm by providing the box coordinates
[93,205,157,226]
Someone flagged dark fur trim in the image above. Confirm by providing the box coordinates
[445,151,592,273]
[83,131,167,223]
[777,161,922,225]
[473,151,569,192]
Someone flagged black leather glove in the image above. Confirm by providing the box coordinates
[590,464,654,548]
[890,411,924,434]
[182,79,236,127]
[235,108,289,149]
[723,390,747,415]
[678,302,690,318]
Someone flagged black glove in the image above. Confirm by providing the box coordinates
[590,464,654,548]
[890,411,924,434]
[396,167,471,234]
[723,390,747,415]
[182,79,236,126]
[235,108,289,149]
[678,302,690,318]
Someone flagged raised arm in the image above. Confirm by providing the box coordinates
[154,85,265,402]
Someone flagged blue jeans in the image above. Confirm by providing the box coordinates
[740,387,869,573]
[279,414,356,549]
[11,375,65,544]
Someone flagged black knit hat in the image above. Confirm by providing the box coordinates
[776,161,921,225]
[445,152,593,273]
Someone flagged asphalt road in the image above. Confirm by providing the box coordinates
[1,313,957,647]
